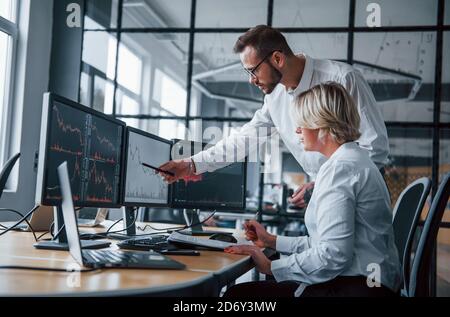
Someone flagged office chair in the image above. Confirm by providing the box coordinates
[0,153,20,201]
[407,173,450,297]
[392,177,431,293]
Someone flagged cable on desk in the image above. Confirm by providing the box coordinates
[181,210,217,232]
[36,231,51,241]
[0,206,39,240]
[0,208,38,241]
[107,231,171,238]
[0,265,101,273]
[135,211,217,235]
[79,207,138,240]
[80,209,217,239]
[106,217,129,235]
[136,223,185,232]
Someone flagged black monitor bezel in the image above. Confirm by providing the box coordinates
[169,139,247,211]
[121,126,172,207]
[37,92,126,208]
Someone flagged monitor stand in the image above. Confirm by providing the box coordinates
[178,209,232,236]
[107,206,137,240]
[33,206,110,251]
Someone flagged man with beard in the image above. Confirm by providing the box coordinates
[158,25,389,208]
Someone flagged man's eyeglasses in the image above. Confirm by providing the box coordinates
[242,50,280,79]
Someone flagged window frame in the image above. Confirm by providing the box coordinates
[0,2,19,180]
[154,68,187,117]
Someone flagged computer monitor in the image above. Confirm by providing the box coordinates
[35,93,125,208]
[122,127,172,207]
[170,140,247,211]
[34,93,124,250]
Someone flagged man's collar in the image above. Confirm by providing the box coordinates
[288,54,313,96]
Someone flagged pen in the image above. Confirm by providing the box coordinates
[159,250,200,256]
[141,162,175,176]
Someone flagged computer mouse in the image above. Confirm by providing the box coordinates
[209,233,237,243]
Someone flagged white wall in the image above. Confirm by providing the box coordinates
[0,0,53,219]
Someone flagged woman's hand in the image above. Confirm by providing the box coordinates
[243,220,276,249]
[224,245,272,275]
[288,182,315,208]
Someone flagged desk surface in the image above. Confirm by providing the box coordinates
[0,222,255,296]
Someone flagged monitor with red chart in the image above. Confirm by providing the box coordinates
[35,93,125,208]
[169,140,247,211]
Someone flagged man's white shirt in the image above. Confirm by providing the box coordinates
[192,54,389,178]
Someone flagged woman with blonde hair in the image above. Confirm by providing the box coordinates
[224,82,401,297]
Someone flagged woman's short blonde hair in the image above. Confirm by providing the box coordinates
[292,81,361,144]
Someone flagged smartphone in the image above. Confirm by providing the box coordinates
[303,187,313,204]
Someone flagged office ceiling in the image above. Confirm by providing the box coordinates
[118,0,447,109]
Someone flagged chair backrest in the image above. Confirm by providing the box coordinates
[408,173,450,297]
[392,177,431,291]
[0,153,20,201]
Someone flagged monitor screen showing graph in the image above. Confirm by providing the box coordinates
[170,140,247,210]
[122,128,172,207]
[36,93,124,207]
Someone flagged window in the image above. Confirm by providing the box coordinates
[152,69,187,140]
[354,32,436,122]
[355,0,438,27]
[80,16,117,113]
[273,0,349,27]
[284,33,348,60]
[158,119,186,140]
[196,0,266,28]
[385,127,433,205]
[154,68,187,116]
[0,0,16,22]
[0,0,18,171]
[115,40,144,121]
[443,32,450,123]
[117,43,142,95]
[116,92,140,128]
[122,0,191,28]
[446,0,450,25]
[84,0,118,29]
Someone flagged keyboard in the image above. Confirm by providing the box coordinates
[83,249,132,264]
[168,232,237,251]
[82,249,186,269]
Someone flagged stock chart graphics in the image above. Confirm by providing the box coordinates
[43,101,123,206]
[171,163,246,209]
[124,131,171,205]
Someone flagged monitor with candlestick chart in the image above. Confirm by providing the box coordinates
[170,140,247,211]
[35,93,125,207]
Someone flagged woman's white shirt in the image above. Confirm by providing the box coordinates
[271,142,401,296]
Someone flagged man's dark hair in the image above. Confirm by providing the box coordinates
[233,25,294,58]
